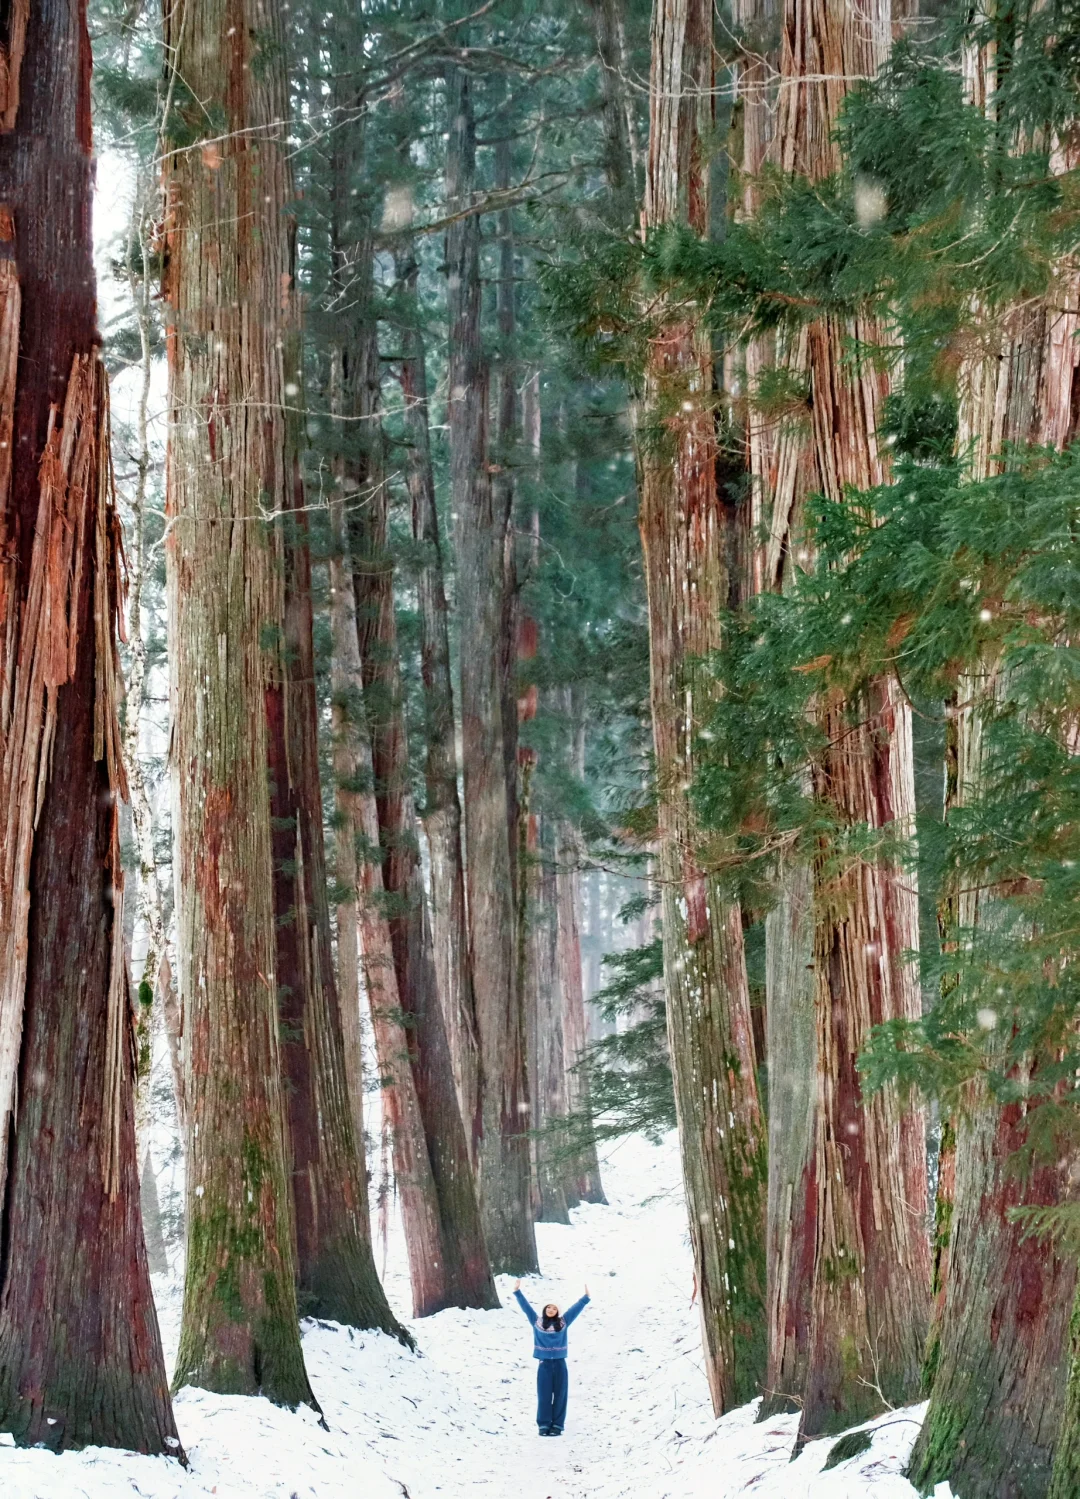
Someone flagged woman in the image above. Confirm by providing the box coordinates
[512,1280,590,1437]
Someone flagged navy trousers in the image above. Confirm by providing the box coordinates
[536,1358,569,1431]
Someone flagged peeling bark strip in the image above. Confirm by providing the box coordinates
[640,0,767,1416]
[0,0,27,133]
[0,353,176,1455]
[0,246,26,1184]
[0,0,176,1454]
[162,0,314,1408]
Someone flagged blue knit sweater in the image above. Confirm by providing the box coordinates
[514,1288,590,1360]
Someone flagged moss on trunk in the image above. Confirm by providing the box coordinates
[162,0,315,1409]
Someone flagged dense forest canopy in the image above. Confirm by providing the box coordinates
[0,1,1078,1496]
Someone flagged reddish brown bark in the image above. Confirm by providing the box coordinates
[163,0,315,1406]
[736,0,932,1442]
[799,340,930,1442]
[640,0,767,1414]
[446,63,536,1274]
[912,1088,1078,1499]
[910,113,1080,1491]
[0,0,177,1452]
[0,0,27,131]
[801,679,930,1440]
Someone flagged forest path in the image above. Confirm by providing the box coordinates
[0,1134,927,1499]
[390,1133,709,1498]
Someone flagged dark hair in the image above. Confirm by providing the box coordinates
[541,1308,564,1332]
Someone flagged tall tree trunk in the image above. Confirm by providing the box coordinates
[163,0,315,1407]
[336,206,497,1313]
[744,0,932,1444]
[0,1,179,1453]
[801,675,928,1440]
[528,820,571,1224]
[119,179,177,1127]
[556,831,607,1206]
[585,0,640,199]
[494,132,521,909]
[141,1149,170,1277]
[328,476,448,1320]
[350,437,499,1316]
[446,63,537,1274]
[913,1081,1078,1499]
[269,444,404,1333]
[731,0,819,1416]
[397,241,481,1160]
[918,690,961,1402]
[584,868,603,1027]
[909,98,1080,1484]
[327,445,371,1164]
[761,855,816,1416]
[919,655,1078,1499]
[558,698,606,1206]
[1051,1260,1080,1499]
[640,0,767,1415]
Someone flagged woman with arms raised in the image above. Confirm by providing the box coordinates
[513,1281,590,1437]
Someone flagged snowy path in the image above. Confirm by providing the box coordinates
[0,1134,940,1499]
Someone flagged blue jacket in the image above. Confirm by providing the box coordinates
[514,1288,590,1360]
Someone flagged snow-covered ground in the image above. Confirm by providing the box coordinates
[0,1133,946,1499]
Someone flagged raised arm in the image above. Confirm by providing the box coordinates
[562,1292,591,1327]
[513,1286,538,1323]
